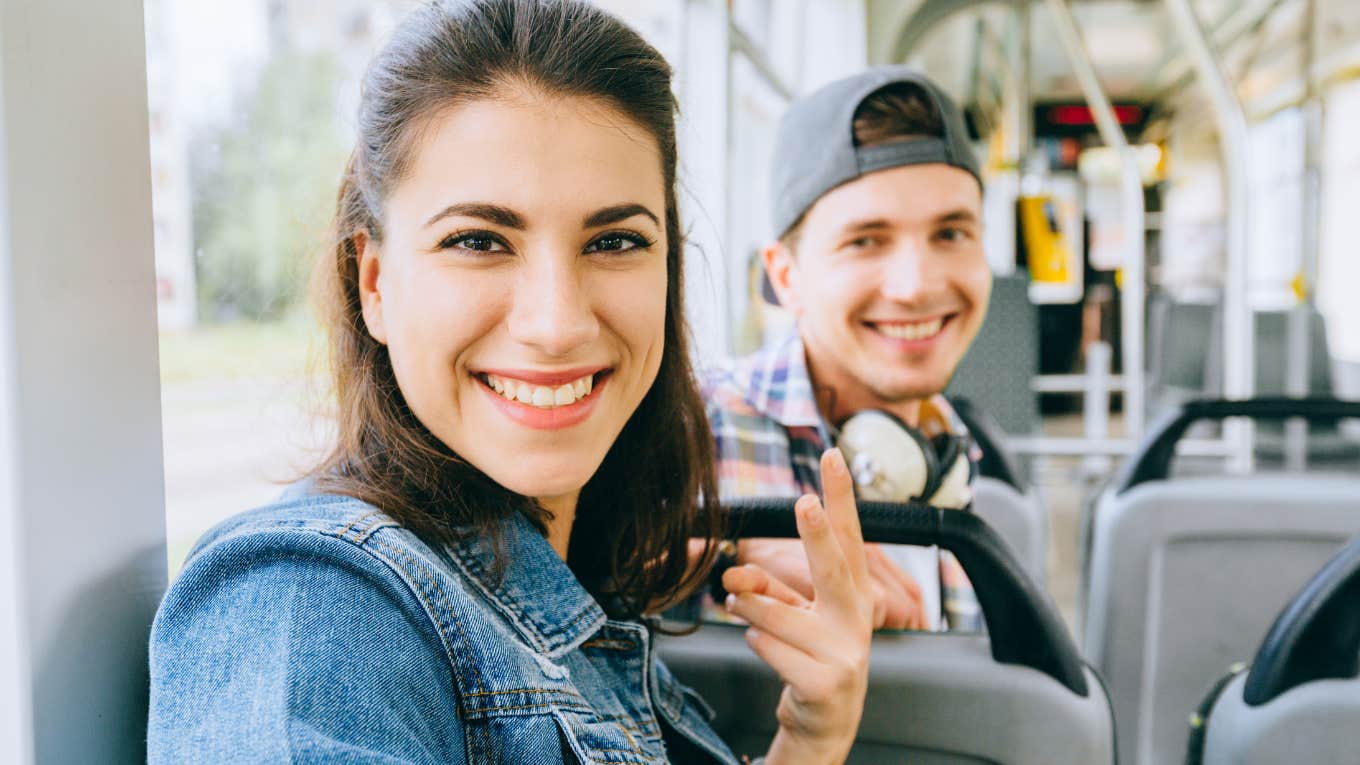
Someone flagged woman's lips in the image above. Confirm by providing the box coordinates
[474,369,611,430]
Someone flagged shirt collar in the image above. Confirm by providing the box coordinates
[448,511,606,659]
[743,331,824,428]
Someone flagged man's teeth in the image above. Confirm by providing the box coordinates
[877,318,944,341]
[485,373,594,408]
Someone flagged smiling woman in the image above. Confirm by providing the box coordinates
[145,1,873,763]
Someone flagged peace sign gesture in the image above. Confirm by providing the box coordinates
[722,448,875,764]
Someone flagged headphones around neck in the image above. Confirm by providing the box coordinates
[835,409,973,509]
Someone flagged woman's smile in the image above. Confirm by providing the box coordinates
[473,367,614,430]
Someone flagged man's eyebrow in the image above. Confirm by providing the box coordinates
[424,203,526,230]
[935,209,980,225]
[838,218,894,234]
[583,203,660,229]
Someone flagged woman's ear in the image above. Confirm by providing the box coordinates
[762,240,802,314]
[354,230,387,344]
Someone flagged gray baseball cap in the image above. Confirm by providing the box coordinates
[769,65,982,239]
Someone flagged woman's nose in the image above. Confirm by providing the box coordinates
[506,256,600,357]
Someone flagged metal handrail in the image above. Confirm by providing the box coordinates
[1164,0,1256,472]
[1044,0,1146,438]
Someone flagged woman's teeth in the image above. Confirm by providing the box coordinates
[877,318,944,341]
[485,373,594,408]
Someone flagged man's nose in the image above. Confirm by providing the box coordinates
[879,242,935,302]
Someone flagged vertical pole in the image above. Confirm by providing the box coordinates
[0,1,168,762]
[1164,0,1255,471]
[1044,0,1147,437]
[677,0,733,358]
[1286,0,1323,469]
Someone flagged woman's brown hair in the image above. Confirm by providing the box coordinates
[310,0,720,618]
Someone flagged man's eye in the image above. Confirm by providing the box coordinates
[439,232,508,253]
[845,236,880,250]
[584,232,652,254]
[937,227,973,243]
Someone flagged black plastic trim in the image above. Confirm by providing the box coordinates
[722,497,1088,697]
[1242,533,1360,706]
[1114,397,1360,494]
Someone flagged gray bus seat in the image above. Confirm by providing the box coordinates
[948,274,1039,436]
[1202,308,1360,465]
[1192,532,1360,764]
[1196,530,1360,762]
[661,499,1114,764]
[1082,398,1360,765]
[1147,295,1216,416]
[951,397,1047,586]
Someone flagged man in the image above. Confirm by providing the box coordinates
[705,66,991,631]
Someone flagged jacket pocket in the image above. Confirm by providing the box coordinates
[553,709,656,765]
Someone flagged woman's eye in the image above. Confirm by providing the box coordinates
[439,232,508,253]
[844,236,880,251]
[584,232,651,254]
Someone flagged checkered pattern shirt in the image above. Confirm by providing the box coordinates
[702,331,982,632]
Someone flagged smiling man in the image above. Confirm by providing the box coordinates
[705,67,991,631]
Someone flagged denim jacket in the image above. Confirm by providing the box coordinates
[148,492,740,764]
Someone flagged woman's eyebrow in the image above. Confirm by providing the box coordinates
[424,202,526,230]
[584,203,659,229]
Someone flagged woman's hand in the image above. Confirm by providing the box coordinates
[721,448,874,764]
[736,539,926,631]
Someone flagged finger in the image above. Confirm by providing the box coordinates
[737,538,815,600]
[741,627,824,695]
[866,545,925,611]
[722,563,811,608]
[793,493,858,611]
[725,591,835,656]
[868,581,888,630]
[820,448,868,586]
[866,554,912,630]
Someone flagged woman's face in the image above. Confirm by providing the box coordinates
[357,93,668,510]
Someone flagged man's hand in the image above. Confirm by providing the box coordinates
[737,535,926,631]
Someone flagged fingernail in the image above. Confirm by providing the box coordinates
[725,593,737,611]
[825,447,847,475]
[797,496,825,528]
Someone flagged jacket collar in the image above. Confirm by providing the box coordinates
[448,511,606,660]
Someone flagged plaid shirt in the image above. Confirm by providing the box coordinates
[702,331,982,631]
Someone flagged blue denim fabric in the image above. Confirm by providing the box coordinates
[148,492,739,764]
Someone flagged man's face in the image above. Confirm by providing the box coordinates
[765,163,991,413]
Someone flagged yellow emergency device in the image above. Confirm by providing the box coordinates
[1019,195,1072,284]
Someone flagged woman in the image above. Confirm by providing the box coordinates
[147,1,873,763]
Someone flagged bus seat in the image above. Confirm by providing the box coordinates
[661,499,1114,764]
[1194,533,1360,764]
[1082,398,1360,765]
[1145,294,1218,429]
[947,275,1039,436]
[950,396,1047,586]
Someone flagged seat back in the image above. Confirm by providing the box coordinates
[950,397,1047,586]
[948,275,1039,436]
[1085,478,1358,765]
[1199,534,1360,764]
[1083,397,1360,765]
[971,479,1046,588]
[662,500,1114,764]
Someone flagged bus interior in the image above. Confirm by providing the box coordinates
[3,0,1360,763]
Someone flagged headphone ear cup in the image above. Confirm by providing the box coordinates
[836,410,936,501]
[927,444,973,509]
